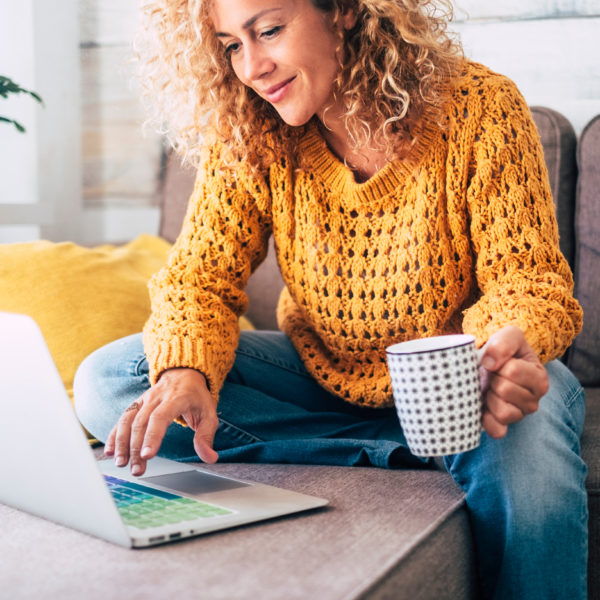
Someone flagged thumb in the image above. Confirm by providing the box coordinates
[479,325,528,372]
[193,424,219,464]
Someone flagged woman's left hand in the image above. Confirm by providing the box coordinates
[478,325,549,438]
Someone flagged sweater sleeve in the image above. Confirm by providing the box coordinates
[461,76,582,362]
[142,144,273,398]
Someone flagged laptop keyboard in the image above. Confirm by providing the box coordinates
[104,475,233,530]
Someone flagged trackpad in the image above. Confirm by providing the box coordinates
[143,470,249,495]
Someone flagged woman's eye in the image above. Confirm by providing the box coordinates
[261,26,282,39]
[225,42,241,56]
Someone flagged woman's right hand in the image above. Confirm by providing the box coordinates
[103,367,219,476]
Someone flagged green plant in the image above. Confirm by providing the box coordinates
[0,75,43,133]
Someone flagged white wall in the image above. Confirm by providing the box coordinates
[452,0,600,133]
[79,0,162,244]
[0,0,82,243]
[1,1,599,245]
[0,0,161,244]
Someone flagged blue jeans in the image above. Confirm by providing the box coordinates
[74,330,588,599]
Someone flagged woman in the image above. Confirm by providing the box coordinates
[74,0,587,597]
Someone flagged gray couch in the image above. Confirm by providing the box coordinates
[1,108,598,600]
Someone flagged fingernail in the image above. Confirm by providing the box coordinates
[141,446,152,459]
[131,464,142,476]
[482,356,495,370]
[115,455,126,467]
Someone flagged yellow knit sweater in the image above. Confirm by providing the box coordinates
[144,61,582,408]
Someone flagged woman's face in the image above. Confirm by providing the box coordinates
[210,0,356,127]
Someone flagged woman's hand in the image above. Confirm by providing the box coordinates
[104,368,219,476]
[479,325,549,438]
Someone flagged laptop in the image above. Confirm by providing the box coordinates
[0,312,328,548]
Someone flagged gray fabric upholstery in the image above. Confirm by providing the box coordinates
[569,115,600,386]
[0,461,469,600]
[158,149,195,245]
[582,388,600,597]
[356,510,479,599]
[582,388,600,494]
[244,237,285,330]
[530,106,578,269]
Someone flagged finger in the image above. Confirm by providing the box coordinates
[192,414,220,464]
[129,452,146,477]
[489,360,545,415]
[139,403,181,461]
[484,387,525,426]
[482,408,508,439]
[479,325,531,372]
[113,400,143,467]
[130,399,157,476]
[104,425,117,456]
[495,359,548,405]
[194,436,219,464]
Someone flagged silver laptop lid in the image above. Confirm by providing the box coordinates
[0,312,131,547]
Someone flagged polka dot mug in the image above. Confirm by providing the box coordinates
[386,334,485,457]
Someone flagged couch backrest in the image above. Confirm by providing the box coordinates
[530,107,577,270]
[159,149,194,245]
[568,115,600,386]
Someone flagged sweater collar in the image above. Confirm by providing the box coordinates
[298,118,441,199]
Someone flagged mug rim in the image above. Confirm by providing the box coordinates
[386,333,476,356]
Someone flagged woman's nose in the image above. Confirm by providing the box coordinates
[242,44,274,82]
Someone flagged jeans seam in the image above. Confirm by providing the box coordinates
[217,415,264,444]
[563,384,584,411]
[443,456,467,491]
[133,355,148,378]
[562,385,585,445]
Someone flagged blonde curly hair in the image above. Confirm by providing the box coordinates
[136,0,464,171]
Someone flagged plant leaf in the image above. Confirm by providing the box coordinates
[0,115,27,133]
[0,75,44,105]
[0,75,43,131]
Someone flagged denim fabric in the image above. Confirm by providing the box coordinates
[444,359,588,599]
[74,330,588,600]
[74,331,428,469]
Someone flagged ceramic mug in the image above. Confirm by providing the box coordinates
[386,334,485,457]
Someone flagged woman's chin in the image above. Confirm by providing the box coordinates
[274,109,314,128]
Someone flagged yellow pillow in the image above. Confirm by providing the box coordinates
[0,234,253,404]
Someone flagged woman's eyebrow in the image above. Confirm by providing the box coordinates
[215,7,282,37]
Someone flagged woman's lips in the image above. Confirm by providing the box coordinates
[263,76,296,103]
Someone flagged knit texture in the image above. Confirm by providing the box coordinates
[144,61,582,408]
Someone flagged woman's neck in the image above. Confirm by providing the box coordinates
[317,115,390,183]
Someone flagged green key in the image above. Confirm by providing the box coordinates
[174,497,197,505]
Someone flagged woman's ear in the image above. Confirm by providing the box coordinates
[340,7,357,30]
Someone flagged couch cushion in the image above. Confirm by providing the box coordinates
[530,107,577,270]
[569,116,600,386]
[244,237,285,330]
[582,387,600,494]
[159,150,196,244]
[0,462,475,599]
[0,235,170,404]
[581,387,600,597]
